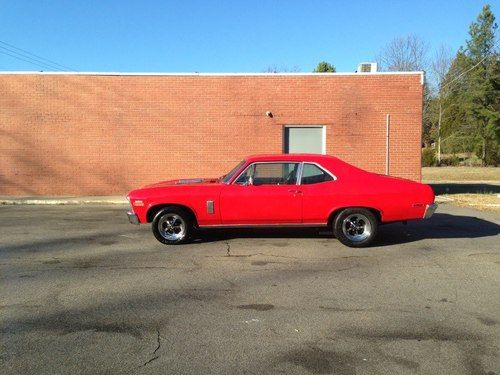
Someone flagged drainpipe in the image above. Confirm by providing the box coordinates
[386,114,390,175]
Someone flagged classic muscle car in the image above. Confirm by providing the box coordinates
[126,154,437,247]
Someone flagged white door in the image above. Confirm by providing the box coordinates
[284,126,325,154]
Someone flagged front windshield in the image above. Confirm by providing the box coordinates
[221,160,246,184]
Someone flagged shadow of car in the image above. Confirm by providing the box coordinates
[430,183,500,195]
[193,213,500,247]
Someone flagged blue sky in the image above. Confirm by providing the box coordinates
[0,0,497,73]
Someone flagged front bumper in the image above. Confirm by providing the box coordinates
[127,211,140,225]
[423,203,438,219]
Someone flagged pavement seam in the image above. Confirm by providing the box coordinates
[141,329,162,367]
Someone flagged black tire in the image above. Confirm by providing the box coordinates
[152,206,193,245]
[333,208,378,248]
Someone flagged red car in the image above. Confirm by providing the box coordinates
[126,154,436,247]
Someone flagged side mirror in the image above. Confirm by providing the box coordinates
[236,175,253,186]
[243,176,253,186]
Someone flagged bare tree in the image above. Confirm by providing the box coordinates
[430,44,453,164]
[263,64,301,73]
[377,35,429,71]
[430,44,453,92]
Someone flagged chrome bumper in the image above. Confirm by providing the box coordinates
[127,211,140,225]
[423,203,438,219]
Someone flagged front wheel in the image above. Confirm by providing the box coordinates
[333,208,378,248]
[152,207,192,245]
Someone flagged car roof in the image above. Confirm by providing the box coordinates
[245,154,338,163]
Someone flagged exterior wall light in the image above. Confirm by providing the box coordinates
[266,111,273,118]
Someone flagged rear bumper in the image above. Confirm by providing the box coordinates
[423,203,438,219]
[127,211,140,225]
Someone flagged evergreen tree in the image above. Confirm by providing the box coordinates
[313,61,336,72]
[440,5,499,165]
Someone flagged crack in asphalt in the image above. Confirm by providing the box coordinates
[142,355,159,366]
[226,241,231,257]
[142,329,161,367]
[153,330,161,355]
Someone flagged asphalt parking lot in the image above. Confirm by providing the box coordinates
[1,204,499,374]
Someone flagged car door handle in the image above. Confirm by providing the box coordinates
[288,189,302,194]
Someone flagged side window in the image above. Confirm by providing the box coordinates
[235,163,299,185]
[254,163,299,185]
[300,164,334,185]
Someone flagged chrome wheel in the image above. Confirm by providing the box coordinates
[342,213,372,243]
[158,213,186,241]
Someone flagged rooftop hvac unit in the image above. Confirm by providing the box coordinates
[357,62,378,73]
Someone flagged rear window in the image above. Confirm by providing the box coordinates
[301,164,334,185]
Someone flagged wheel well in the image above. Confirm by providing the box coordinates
[146,204,198,226]
[327,207,382,227]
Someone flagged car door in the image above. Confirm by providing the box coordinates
[219,162,302,224]
[299,163,337,224]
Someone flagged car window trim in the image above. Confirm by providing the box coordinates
[298,162,337,185]
[231,161,302,186]
[222,159,246,184]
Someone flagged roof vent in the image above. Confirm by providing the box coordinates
[357,62,377,73]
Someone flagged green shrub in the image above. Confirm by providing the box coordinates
[422,148,436,167]
[440,155,461,166]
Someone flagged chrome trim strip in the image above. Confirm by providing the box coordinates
[423,203,438,219]
[198,222,328,228]
[127,211,140,225]
[296,163,304,186]
[231,160,337,185]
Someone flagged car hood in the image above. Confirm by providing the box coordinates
[143,178,220,188]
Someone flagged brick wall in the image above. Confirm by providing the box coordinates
[0,73,423,195]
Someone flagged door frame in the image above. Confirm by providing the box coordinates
[283,125,326,155]
[219,161,303,224]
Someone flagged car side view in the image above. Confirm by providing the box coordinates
[126,154,437,247]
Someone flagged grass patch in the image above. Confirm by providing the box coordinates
[440,194,500,213]
[423,167,500,183]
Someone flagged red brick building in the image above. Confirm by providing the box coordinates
[0,72,423,196]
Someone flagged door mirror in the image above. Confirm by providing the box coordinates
[234,165,255,185]
[236,175,253,186]
[241,176,253,186]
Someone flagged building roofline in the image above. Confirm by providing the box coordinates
[0,70,424,77]
[0,71,425,84]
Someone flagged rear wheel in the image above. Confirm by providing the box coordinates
[152,207,192,245]
[333,208,378,247]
